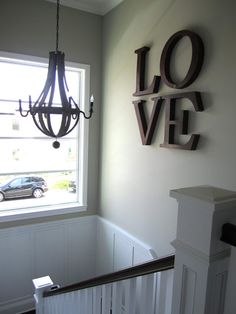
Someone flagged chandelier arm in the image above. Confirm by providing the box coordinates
[45,114,57,137]
[33,103,57,137]
[30,89,56,136]
[61,115,80,136]
[36,104,56,137]
[32,52,57,138]
[32,112,55,137]
[57,113,71,138]
[62,56,69,93]
[80,110,93,120]
[47,56,56,108]
[19,99,30,117]
[45,55,57,137]
[56,52,72,137]
[33,52,57,110]
[36,99,56,138]
[63,72,69,92]
[57,52,70,109]
[69,97,81,113]
[69,96,93,120]
[59,51,69,92]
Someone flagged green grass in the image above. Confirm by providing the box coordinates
[52,180,69,190]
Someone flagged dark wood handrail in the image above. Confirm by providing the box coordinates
[44,254,175,298]
[221,223,236,247]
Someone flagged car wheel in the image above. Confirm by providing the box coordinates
[33,188,43,198]
[0,192,4,202]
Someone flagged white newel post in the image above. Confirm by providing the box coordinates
[33,276,54,314]
[170,186,236,314]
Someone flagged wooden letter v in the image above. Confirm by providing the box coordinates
[133,97,164,145]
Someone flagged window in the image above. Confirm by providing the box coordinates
[0,52,90,220]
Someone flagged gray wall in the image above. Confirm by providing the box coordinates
[100,0,236,256]
[1,0,236,258]
[0,0,102,221]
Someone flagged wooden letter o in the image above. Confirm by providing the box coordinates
[160,30,204,89]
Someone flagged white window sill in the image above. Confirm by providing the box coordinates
[0,203,87,223]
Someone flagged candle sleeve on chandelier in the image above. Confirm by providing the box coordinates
[90,95,94,110]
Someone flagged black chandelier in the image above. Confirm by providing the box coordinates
[19,0,94,149]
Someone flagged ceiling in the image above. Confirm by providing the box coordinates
[45,0,124,15]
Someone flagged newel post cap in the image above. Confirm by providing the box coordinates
[170,185,236,257]
[170,185,236,204]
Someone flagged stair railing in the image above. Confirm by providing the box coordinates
[33,254,175,314]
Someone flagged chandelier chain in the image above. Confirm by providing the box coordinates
[56,0,60,52]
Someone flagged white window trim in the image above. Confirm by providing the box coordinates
[0,51,90,222]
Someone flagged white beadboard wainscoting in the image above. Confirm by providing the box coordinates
[95,217,156,275]
[0,215,155,314]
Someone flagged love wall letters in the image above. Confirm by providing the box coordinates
[132,30,204,150]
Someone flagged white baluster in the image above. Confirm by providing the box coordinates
[93,286,102,314]
[165,270,174,314]
[78,290,86,313]
[155,270,174,314]
[101,283,112,314]
[57,294,65,314]
[67,292,79,314]
[44,295,58,314]
[124,277,137,314]
[139,273,156,314]
[112,281,123,313]
[85,288,93,314]
[76,291,82,313]
[63,293,72,314]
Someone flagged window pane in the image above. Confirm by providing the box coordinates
[0,55,83,211]
[0,138,77,173]
[0,171,78,211]
[0,60,80,102]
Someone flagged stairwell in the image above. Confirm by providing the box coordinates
[32,186,236,314]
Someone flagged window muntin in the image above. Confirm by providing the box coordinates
[0,52,89,215]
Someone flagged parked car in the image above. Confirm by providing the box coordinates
[0,176,48,202]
